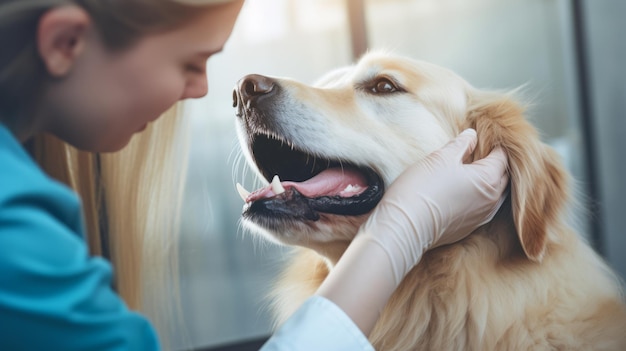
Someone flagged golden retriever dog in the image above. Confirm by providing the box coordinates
[232,52,626,350]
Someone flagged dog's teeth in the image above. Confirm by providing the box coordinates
[271,175,286,195]
[236,183,251,202]
[344,184,360,193]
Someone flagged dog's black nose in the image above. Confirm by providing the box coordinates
[233,74,277,113]
[239,74,275,99]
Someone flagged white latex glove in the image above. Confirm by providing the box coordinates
[317,128,509,335]
[360,128,509,285]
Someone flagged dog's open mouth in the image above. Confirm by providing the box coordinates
[239,133,384,222]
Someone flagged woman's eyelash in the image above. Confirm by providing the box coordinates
[186,64,206,73]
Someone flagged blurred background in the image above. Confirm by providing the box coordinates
[170,0,626,349]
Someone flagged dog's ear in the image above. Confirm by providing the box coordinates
[464,92,569,262]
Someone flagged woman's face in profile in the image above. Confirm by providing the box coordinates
[42,1,243,152]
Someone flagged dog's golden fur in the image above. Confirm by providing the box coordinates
[237,52,626,350]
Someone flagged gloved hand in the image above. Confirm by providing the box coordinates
[317,129,509,335]
[359,128,509,285]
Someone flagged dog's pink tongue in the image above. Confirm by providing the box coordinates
[247,168,367,202]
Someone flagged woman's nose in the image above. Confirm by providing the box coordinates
[182,75,209,99]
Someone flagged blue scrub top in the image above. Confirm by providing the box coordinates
[0,124,160,350]
[0,123,373,351]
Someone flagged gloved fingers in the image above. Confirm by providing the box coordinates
[436,128,478,162]
[470,147,509,188]
[459,128,479,163]
[479,187,509,226]
[456,128,478,162]
[472,146,508,174]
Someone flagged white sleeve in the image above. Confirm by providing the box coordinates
[260,295,374,351]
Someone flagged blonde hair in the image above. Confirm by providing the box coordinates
[28,106,189,328]
[0,0,237,346]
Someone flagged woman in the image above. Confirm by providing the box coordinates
[0,0,508,350]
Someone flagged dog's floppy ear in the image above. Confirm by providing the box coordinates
[464,91,569,262]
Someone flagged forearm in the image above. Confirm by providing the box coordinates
[315,234,399,336]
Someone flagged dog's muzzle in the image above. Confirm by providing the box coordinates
[232,74,384,224]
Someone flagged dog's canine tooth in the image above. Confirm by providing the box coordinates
[236,183,251,202]
[271,175,286,195]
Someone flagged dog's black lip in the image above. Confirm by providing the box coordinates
[246,169,384,214]
[244,188,321,222]
[242,188,383,222]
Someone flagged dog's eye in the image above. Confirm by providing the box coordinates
[370,78,399,94]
